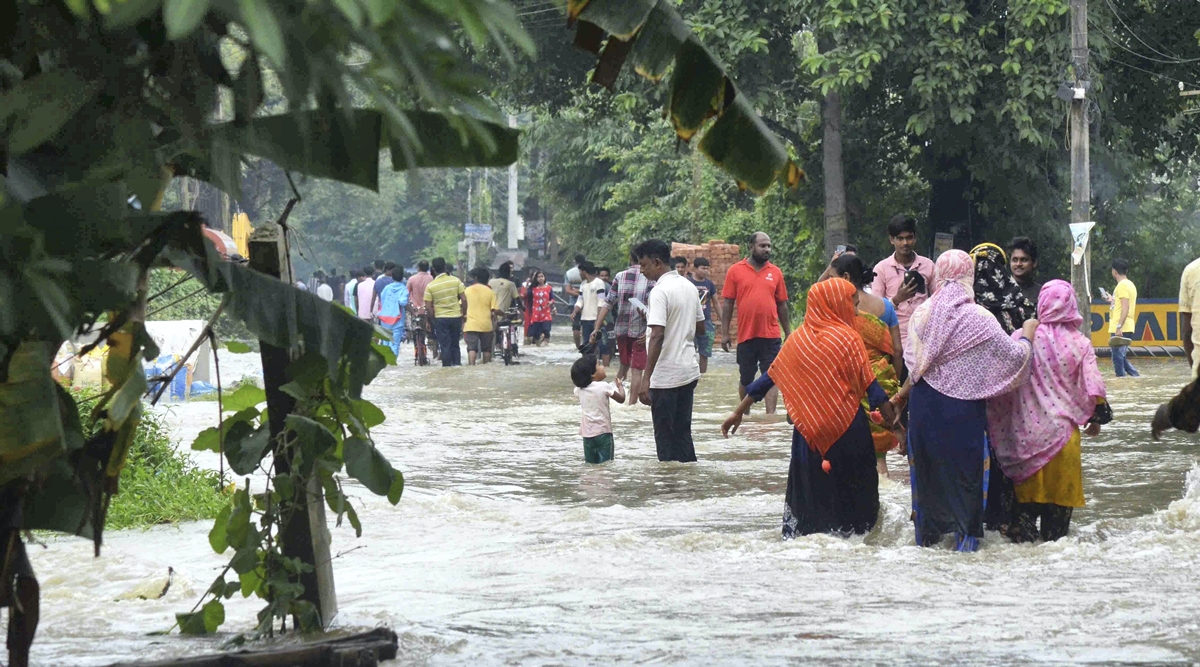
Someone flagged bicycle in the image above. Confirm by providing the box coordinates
[411,312,430,366]
[497,307,522,366]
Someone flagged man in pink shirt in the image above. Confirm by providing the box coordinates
[356,264,376,321]
[871,215,934,368]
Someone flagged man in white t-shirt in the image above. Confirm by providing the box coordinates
[565,254,586,348]
[572,261,608,355]
[635,239,705,463]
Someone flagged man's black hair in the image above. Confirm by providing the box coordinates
[633,239,671,264]
[374,259,384,271]
[418,259,430,272]
[748,231,766,246]
[431,257,446,275]
[498,261,513,279]
[473,267,490,284]
[693,257,710,267]
[1112,258,1130,275]
[350,269,360,279]
[1010,236,1039,263]
[598,266,611,276]
[672,256,688,267]
[574,253,587,265]
[571,354,598,389]
[887,215,917,238]
[579,261,597,275]
[363,265,375,276]
[384,261,396,271]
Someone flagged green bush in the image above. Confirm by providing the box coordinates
[70,390,231,530]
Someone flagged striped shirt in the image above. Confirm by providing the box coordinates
[425,274,466,319]
[605,265,654,338]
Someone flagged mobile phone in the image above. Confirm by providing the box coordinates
[629,297,648,314]
[1098,287,1111,299]
[835,244,846,254]
[904,269,927,295]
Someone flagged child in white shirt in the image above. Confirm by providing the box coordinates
[571,354,625,463]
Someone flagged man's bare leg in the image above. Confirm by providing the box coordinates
[628,368,643,405]
[765,386,779,414]
[468,349,478,365]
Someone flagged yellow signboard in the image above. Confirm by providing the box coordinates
[1089,299,1183,347]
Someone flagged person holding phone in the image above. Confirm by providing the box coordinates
[871,215,934,376]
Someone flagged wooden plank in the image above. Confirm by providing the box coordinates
[106,628,397,667]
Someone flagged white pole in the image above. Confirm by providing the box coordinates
[508,114,520,249]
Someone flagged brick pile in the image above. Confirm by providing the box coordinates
[671,240,743,347]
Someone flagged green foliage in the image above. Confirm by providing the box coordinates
[184,351,401,636]
[92,393,231,531]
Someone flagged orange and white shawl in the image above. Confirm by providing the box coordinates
[769,279,877,457]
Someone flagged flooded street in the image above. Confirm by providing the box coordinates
[27,335,1200,666]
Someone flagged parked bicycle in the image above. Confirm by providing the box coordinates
[497,306,522,366]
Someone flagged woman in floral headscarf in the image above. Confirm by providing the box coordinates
[894,249,1038,552]
[970,242,1038,534]
[987,280,1111,542]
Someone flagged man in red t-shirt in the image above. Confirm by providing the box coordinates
[720,232,791,414]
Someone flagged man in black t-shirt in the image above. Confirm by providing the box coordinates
[689,257,719,374]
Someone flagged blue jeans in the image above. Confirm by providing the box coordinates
[1112,343,1139,377]
[434,317,462,367]
[388,318,406,357]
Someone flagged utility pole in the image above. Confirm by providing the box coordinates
[1069,0,1092,333]
[507,114,521,250]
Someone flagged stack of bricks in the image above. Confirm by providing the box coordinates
[671,240,743,347]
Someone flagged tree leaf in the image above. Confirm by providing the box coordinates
[343,436,394,496]
[177,599,224,634]
[237,0,286,68]
[352,399,385,429]
[211,109,380,191]
[225,423,271,476]
[0,71,101,155]
[386,469,404,505]
[224,341,252,353]
[285,415,337,470]
[208,503,231,553]
[387,111,519,172]
[222,384,266,413]
[163,0,210,39]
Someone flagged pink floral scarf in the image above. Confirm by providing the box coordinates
[910,250,1032,401]
[987,280,1107,483]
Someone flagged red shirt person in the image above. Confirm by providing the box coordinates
[720,232,792,414]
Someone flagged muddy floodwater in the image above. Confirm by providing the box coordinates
[27,335,1200,665]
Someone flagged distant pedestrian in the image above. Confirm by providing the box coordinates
[316,274,334,302]
[370,261,397,316]
[1104,258,1139,378]
[408,260,435,357]
[464,267,499,365]
[720,232,791,414]
[593,251,654,405]
[425,257,466,367]
[574,261,607,356]
[689,257,718,374]
[379,275,410,357]
[565,254,586,348]
[526,270,554,346]
[571,354,625,464]
[344,269,359,309]
[673,256,690,279]
[636,239,705,463]
[355,265,376,321]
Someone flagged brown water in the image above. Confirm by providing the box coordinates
[26,337,1200,665]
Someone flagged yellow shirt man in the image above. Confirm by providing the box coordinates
[1179,257,1200,374]
[426,273,466,319]
[1109,278,1137,334]
[464,283,497,332]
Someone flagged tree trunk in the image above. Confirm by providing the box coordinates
[821,88,847,258]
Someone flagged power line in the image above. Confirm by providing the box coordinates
[1101,0,1200,64]
[1090,20,1200,66]
[1094,50,1200,89]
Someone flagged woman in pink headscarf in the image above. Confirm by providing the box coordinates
[892,249,1038,552]
[987,280,1110,542]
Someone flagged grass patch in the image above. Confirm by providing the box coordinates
[71,390,231,530]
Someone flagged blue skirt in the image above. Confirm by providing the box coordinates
[908,380,989,551]
[783,409,879,539]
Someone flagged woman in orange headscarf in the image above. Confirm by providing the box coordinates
[722,279,897,538]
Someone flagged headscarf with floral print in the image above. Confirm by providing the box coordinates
[970,243,1036,335]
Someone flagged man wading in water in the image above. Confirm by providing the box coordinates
[720,232,791,414]
[636,240,705,463]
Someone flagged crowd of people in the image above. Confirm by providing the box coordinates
[568,214,1200,552]
[301,216,1200,551]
